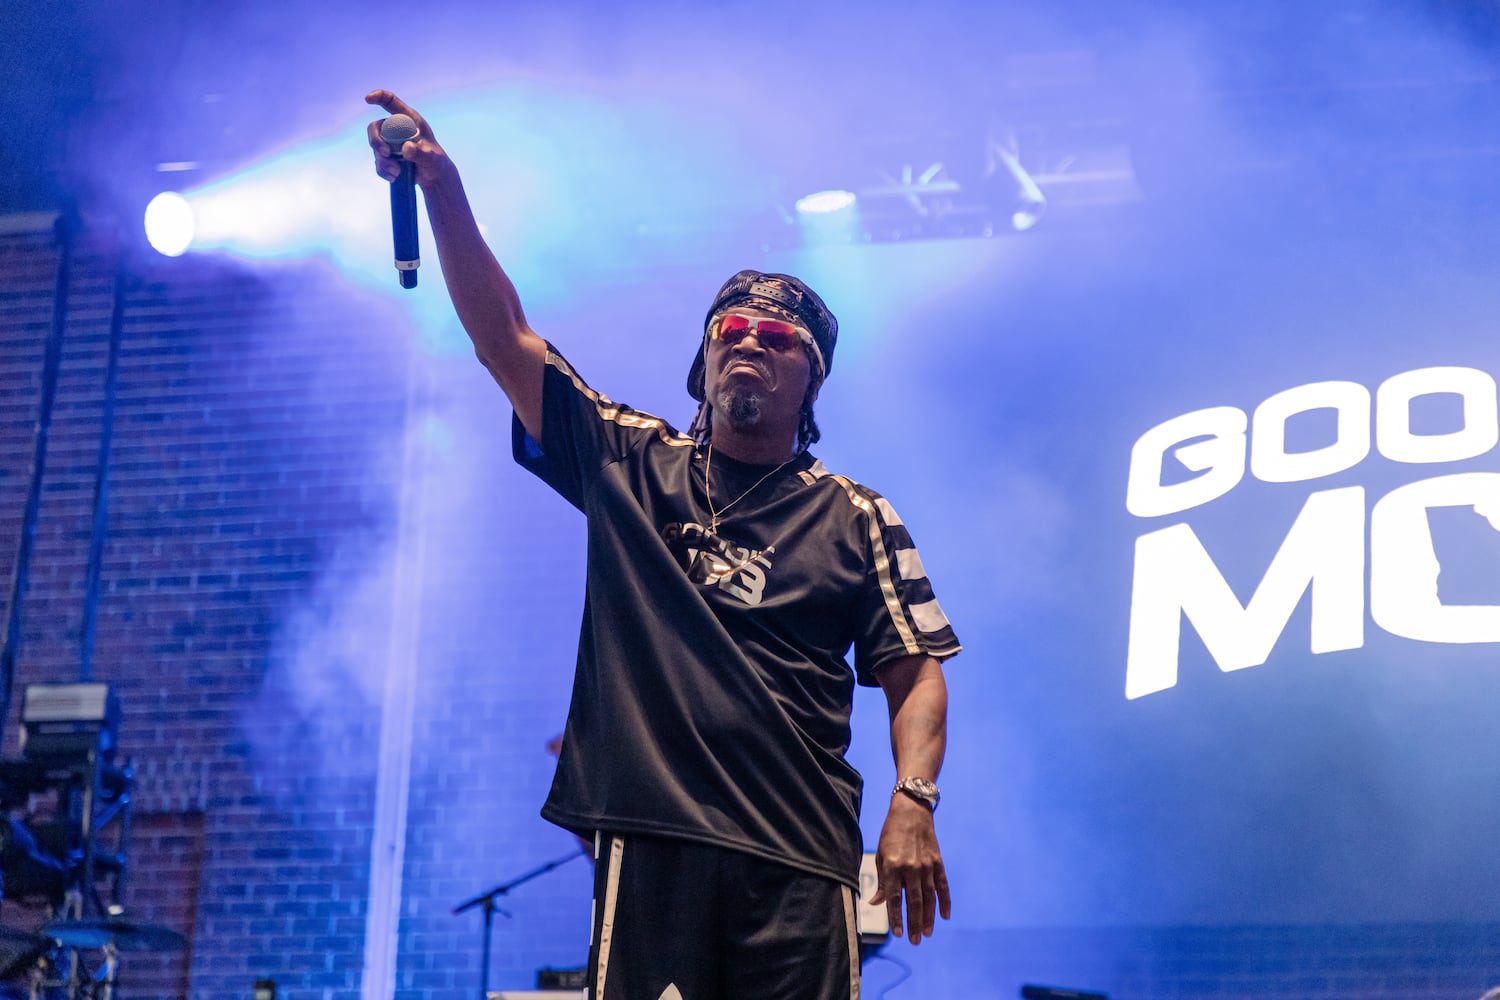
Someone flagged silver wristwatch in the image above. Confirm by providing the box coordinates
[893,776,940,812]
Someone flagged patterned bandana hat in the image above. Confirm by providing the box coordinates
[686,270,839,403]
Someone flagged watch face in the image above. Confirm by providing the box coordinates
[898,777,940,805]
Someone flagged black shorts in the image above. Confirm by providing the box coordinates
[585,833,860,1000]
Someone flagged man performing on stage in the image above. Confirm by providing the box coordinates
[367,89,961,1000]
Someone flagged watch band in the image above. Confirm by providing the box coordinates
[893,776,940,811]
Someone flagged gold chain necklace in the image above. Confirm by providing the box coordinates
[703,442,792,535]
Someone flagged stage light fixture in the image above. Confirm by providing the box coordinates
[143,192,195,257]
[795,190,858,215]
[791,188,862,247]
[986,140,1047,232]
[841,160,986,243]
[789,129,1056,244]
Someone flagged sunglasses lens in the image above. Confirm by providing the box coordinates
[755,320,798,350]
[715,314,803,351]
[716,314,751,345]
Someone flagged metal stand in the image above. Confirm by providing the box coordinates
[452,850,586,1000]
[0,748,136,1000]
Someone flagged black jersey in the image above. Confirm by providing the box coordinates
[514,346,960,886]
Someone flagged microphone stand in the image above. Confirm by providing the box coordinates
[452,849,587,999]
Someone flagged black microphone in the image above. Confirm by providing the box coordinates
[379,114,420,289]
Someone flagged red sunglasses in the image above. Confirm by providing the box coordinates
[712,313,813,353]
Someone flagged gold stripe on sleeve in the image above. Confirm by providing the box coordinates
[546,350,694,448]
[827,475,920,655]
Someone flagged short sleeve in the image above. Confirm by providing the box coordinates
[850,487,962,685]
[512,345,689,511]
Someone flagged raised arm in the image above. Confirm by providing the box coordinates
[365,90,547,440]
[869,653,951,944]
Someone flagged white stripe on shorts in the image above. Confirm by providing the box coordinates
[593,835,626,999]
[842,884,860,1000]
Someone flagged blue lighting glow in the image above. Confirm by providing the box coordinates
[143,191,195,257]
[145,85,770,354]
[88,27,1500,992]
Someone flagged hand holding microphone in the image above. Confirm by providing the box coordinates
[381,114,419,288]
[365,91,444,290]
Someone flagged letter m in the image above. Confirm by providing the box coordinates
[1125,487,1366,699]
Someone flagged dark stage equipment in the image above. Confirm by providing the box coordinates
[0,683,184,999]
[454,850,590,1000]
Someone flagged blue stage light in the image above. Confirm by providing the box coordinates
[143,192,195,257]
[795,190,857,216]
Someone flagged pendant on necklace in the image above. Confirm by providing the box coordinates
[702,442,790,538]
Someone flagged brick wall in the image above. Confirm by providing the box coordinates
[0,224,408,1000]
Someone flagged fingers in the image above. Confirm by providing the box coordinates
[881,879,903,941]
[364,90,426,183]
[367,119,397,180]
[364,89,432,138]
[876,874,925,944]
[874,859,920,943]
[873,858,949,945]
[364,89,415,118]
[905,879,929,944]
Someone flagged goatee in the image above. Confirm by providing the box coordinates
[715,384,764,431]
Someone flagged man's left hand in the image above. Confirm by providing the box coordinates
[869,792,951,944]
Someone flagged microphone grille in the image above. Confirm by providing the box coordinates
[379,114,419,148]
